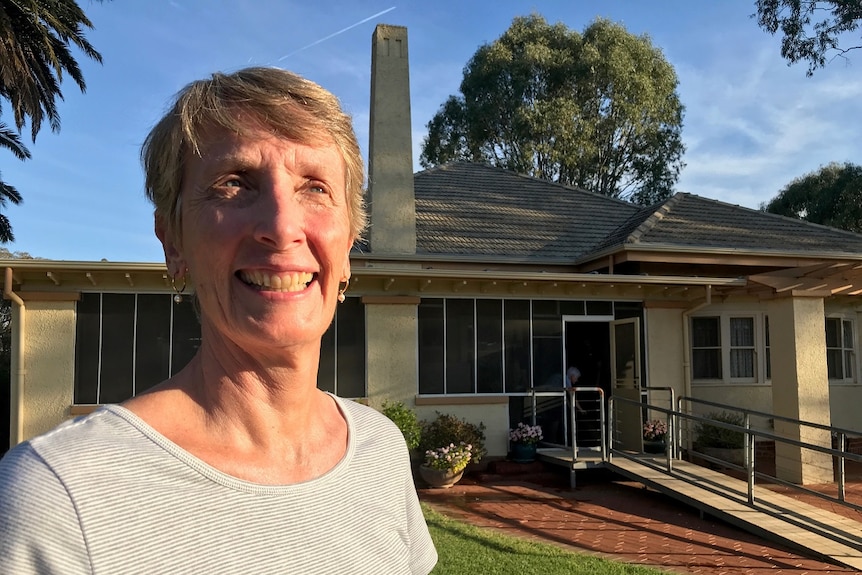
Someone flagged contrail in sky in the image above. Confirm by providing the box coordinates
[278,6,396,61]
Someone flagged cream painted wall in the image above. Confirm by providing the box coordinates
[828,385,862,430]
[687,384,774,427]
[415,403,510,459]
[644,307,685,396]
[22,301,77,440]
[364,303,419,409]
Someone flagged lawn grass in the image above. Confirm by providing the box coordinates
[423,503,670,575]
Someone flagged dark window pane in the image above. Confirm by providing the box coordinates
[532,300,562,389]
[476,299,503,393]
[533,335,562,389]
[827,349,843,379]
[559,300,585,316]
[504,300,531,393]
[446,299,475,394]
[693,350,721,379]
[335,297,365,398]
[171,299,201,375]
[532,300,558,321]
[317,321,336,394]
[730,317,754,347]
[843,320,853,348]
[825,318,840,348]
[135,294,172,394]
[692,317,720,347]
[418,299,444,394]
[74,293,101,404]
[614,301,643,320]
[586,301,612,316]
[100,294,135,404]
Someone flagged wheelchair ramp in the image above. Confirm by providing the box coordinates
[607,457,862,570]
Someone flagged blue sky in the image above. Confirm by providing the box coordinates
[2,0,860,262]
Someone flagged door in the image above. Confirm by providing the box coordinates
[611,317,642,451]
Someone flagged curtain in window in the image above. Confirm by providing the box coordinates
[729,317,754,378]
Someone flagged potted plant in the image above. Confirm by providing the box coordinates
[508,422,543,462]
[642,419,668,453]
[419,442,473,488]
[418,412,487,465]
[694,411,745,466]
[380,401,422,452]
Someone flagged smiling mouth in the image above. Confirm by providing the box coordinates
[238,270,315,292]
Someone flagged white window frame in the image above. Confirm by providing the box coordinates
[826,315,857,385]
[690,313,766,385]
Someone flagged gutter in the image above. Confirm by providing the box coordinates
[4,267,24,447]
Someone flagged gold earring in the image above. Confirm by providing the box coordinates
[171,271,187,304]
[337,278,350,303]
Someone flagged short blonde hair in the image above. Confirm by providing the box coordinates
[142,67,366,242]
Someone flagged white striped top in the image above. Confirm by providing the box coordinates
[0,397,437,574]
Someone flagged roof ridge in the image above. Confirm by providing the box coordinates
[627,192,688,244]
[417,161,639,208]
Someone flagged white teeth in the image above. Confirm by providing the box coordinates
[239,271,313,292]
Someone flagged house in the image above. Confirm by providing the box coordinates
[3,25,861,486]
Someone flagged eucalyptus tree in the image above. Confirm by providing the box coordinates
[762,162,862,233]
[755,0,862,76]
[0,0,104,241]
[421,15,685,205]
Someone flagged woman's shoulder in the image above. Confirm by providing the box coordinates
[1,407,153,478]
[331,396,404,442]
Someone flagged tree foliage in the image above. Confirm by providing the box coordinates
[0,0,104,242]
[761,162,862,232]
[755,0,862,76]
[420,15,685,205]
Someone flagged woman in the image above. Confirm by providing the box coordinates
[0,67,437,574]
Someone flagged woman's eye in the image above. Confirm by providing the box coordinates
[211,177,245,196]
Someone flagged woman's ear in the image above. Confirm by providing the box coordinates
[341,237,354,281]
[155,215,184,276]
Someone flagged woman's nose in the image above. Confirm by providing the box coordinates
[252,180,304,249]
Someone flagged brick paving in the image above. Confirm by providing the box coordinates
[419,465,862,574]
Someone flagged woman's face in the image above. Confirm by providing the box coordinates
[158,122,353,354]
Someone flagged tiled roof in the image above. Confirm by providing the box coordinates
[615,193,862,256]
[412,163,862,261]
[414,162,639,261]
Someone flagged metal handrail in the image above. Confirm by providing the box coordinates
[609,394,862,513]
[567,386,606,462]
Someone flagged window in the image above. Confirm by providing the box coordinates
[75,293,365,404]
[690,314,760,383]
[691,317,721,379]
[729,317,755,378]
[75,293,195,404]
[764,316,771,380]
[417,298,639,395]
[316,297,367,398]
[826,317,855,382]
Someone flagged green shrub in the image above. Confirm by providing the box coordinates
[694,411,745,449]
[381,401,422,451]
[419,412,487,463]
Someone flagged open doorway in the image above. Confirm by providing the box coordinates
[564,320,612,449]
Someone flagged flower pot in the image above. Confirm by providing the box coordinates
[419,465,464,489]
[510,442,537,463]
[643,439,666,454]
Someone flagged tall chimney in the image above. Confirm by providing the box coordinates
[367,24,416,254]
